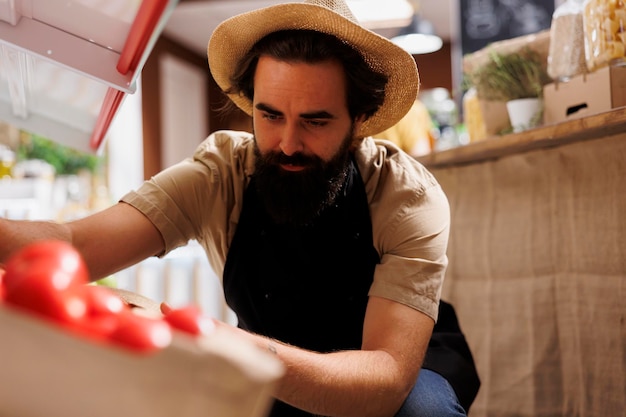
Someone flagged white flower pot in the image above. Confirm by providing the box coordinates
[506,98,543,133]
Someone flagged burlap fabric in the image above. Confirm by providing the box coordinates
[431,133,626,417]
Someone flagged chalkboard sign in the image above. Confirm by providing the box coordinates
[460,0,555,55]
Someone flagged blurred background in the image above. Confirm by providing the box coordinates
[0,0,558,312]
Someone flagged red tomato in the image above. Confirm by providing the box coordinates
[0,267,5,300]
[109,310,172,353]
[3,240,89,293]
[72,285,129,341]
[2,240,89,325]
[83,285,126,316]
[4,264,89,324]
[164,305,215,336]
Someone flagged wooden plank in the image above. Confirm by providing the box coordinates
[416,106,626,168]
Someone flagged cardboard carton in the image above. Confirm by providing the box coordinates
[543,64,626,124]
[463,30,551,75]
[476,99,512,138]
[0,305,284,417]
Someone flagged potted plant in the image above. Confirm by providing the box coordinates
[16,133,102,176]
[465,47,551,133]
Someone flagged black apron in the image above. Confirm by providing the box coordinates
[224,159,378,353]
[223,159,479,416]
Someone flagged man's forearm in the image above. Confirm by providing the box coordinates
[273,343,411,417]
[0,218,71,265]
[215,323,416,417]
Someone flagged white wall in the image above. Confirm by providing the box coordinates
[159,53,209,169]
[106,79,144,202]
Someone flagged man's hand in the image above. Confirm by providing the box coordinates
[160,301,173,315]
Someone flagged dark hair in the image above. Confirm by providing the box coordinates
[225,30,388,123]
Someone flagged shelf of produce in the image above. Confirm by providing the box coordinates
[416,106,626,168]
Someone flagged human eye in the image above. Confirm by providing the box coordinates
[305,119,328,128]
[262,112,281,121]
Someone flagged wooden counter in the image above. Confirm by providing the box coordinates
[417,106,626,168]
[419,108,626,417]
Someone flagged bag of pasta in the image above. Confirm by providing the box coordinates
[583,0,626,72]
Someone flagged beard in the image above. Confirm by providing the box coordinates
[252,129,354,227]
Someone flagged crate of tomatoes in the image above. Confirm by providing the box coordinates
[0,240,283,417]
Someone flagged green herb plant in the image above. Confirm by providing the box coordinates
[465,47,551,102]
[16,133,103,176]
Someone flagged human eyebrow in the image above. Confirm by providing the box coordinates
[255,103,282,116]
[300,110,335,120]
[255,103,335,121]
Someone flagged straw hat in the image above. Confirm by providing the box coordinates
[207,0,420,138]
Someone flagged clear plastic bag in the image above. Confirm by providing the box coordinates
[583,0,626,72]
[548,0,587,81]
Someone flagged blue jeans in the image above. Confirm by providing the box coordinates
[394,369,467,417]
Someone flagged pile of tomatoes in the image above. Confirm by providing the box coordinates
[0,240,214,354]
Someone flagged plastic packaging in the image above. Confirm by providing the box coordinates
[0,145,15,178]
[548,0,587,81]
[583,0,626,72]
[462,87,487,142]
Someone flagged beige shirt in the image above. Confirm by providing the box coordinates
[121,131,450,321]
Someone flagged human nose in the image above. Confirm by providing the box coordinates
[279,122,304,156]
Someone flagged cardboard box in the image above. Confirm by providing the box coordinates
[463,30,551,75]
[543,65,626,124]
[477,99,512,138]
[0,305,284,417]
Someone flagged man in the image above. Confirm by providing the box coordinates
[0,1,479,416]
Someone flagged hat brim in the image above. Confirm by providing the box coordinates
[207,3,420,138]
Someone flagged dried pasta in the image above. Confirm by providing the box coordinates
[583,0,626,71]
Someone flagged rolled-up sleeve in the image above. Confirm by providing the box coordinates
[363,139,450,322]
[120,131,254,268]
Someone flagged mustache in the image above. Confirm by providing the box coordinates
[264,151,318,167]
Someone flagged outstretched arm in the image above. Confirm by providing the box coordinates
[0,202,164,280]
[213,295,434,417]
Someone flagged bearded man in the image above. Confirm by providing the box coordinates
[0,1,479,416]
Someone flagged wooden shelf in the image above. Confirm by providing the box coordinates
[416,106,626,168]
